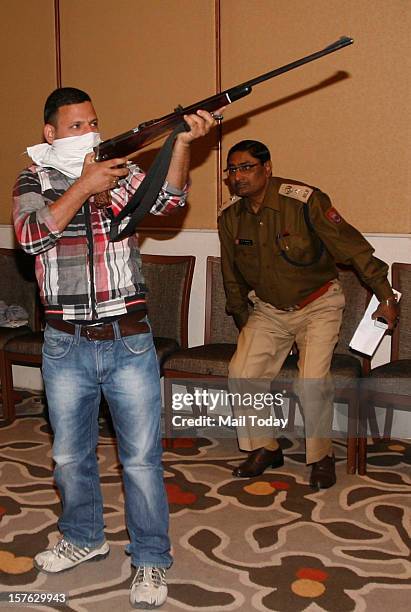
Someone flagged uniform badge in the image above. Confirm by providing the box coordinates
[279,183,313,202]
[325,207,342,224]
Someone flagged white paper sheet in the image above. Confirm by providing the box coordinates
[349,290,401,356]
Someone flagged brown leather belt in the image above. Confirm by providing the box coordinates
[279,280,335,312]
[47,311,149,341]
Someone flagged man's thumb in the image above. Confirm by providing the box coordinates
[83,152,96,165]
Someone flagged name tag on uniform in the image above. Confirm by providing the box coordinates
[236,238,253,246]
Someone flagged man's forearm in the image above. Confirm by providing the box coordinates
[164,109,219,189]
[166,140,191,190]
[48,180,91,232]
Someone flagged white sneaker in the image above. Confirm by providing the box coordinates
[34,537,109,573]
[130,566,168,609]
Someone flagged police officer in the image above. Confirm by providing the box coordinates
[218,140,399,488]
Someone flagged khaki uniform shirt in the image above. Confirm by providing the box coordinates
[218,177,392,328]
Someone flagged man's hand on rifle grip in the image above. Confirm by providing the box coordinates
[176,107,226,145]
[79,153,129,197]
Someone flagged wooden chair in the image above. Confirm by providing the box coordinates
[0,248,42,424]
[162,256,300,449]
[141,254,195,369]
[270,266,371,473]
[163,258,370,473]
[163,256,238,443]
[328,267,371,472]
[271,266,372,473]
[1,253,195,424]
[358,262,411,475]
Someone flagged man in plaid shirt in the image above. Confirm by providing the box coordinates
[13,87,220,609]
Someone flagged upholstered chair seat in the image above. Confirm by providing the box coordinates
[153,337,180,367]
[331,354,363,380]
[164,343,236,377]
[0,327,31,350]
[362,359,411,398]
[4,332,44,356]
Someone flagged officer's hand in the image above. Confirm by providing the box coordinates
[234,311,249,332]
[79,153,129,197]
[371,298,399,331]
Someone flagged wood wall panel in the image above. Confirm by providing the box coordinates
[220,0,411,233]
[0,0,56,225]
[2,0,410,233]
[59,0,218,229]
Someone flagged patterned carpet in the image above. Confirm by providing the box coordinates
[0,392,410,611]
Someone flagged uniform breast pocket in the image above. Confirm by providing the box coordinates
[277,233,321,266]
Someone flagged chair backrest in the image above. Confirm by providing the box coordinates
[204,256,239,344]
[0,248,41,331]
[203,259,372,354]
[141,254,195,348]
[335,265,372,357]
[391,262,411,360]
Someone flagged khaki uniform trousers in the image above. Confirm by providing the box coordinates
[228,280,345,464]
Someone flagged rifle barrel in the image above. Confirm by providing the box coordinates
[243,36,353,89]
[95,36,353,161]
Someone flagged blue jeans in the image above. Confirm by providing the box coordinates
[42,321,172,568]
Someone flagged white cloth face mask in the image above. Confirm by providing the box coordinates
[26,131,102,179]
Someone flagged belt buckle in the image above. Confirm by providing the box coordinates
[85,327,95,341]
[84,324,103,340]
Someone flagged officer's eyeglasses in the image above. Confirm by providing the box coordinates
[224,163,261,176]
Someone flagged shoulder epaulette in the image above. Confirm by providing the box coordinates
[279,183,313,203]
[218,195,241,217]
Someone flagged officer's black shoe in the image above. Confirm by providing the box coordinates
[309,454,336,489]
[232,447,284,478]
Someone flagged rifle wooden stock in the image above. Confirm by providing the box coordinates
[94,36,353,162]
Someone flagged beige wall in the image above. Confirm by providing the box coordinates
[58,0,218,229]
[220,0,411,233]
[1,0,410,232]
[1,0,56,225]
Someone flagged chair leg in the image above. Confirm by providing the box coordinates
[382,408,394,440]
[0,351,16,424]
[357,391,369,476]
[0,349,6,422]
[357,437,367,475]
[186,383,202,418]
[346,437,357,474]
[346,394,359,474]
[367,403,381,441]
[286,395,297,433]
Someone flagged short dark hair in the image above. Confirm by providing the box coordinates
[227,140,271,164]
[44,87,91,125]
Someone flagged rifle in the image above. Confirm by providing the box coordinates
[95,36,353,162]
[103,36,353,241]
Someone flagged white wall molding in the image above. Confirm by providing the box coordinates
[2,224,410,389]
